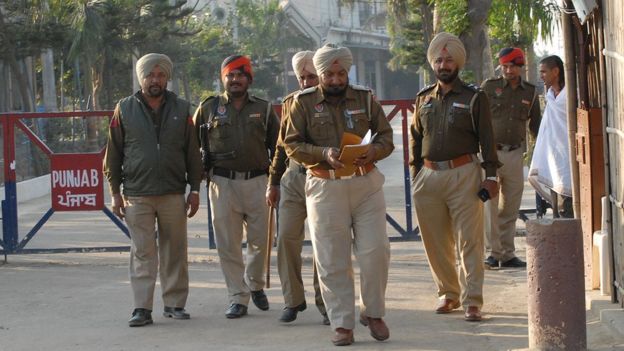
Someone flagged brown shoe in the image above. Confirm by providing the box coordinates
[359,315,389,341]
[435,299,461,314]
[331,328,354,346]
[464,306,482,321]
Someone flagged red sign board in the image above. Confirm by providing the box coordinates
[50,153,104,211]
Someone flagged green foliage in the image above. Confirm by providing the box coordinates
[488,0,557,52]
[387,0,428,72]
[234,0,312,99]
[432,0,470,34]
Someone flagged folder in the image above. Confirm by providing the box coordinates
[336,130,373,177]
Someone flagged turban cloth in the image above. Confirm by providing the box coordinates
[498,47,525,66]
[221,55,253,82]
[426,32,466,69]
[136,53,173,81]
[313,44,353,75]
[292,51,316,77]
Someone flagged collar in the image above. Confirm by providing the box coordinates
[135,90,169,110]
[433,78,464,97]
[502,77,527,90]
[221,92,252,105]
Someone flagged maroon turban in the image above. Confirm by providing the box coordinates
[498,47,525,66]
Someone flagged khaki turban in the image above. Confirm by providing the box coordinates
[313,44,353,75]
[426,32,466,69]
[291,51,316,77]
[136,53,173,81]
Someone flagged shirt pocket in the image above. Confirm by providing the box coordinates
[351,113,370,135]
[449,106,473,132]
[310,116,334,143]
[208,118,232,153]
[247,115,266,143]
[419,105,436,135]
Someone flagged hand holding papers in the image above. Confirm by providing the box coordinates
[336,130,374,177]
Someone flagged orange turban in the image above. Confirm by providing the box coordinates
[221,55,253,82]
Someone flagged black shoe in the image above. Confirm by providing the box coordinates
[321,313,330,326]
[484,256,499,269]
[128,308,153,327]
[163,306,190,320]
[279,301,307,323]
[501,257,527,268]
[251,289,269,311]
[225,303,248,319]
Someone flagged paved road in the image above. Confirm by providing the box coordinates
[1,115,622,350]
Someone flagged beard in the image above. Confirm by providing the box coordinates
[146,84,165,97]
[324,85,347,96]
[435,68,459,84]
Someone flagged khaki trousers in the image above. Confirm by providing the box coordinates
[124,194,189,310]
[305,168,390,330]
[277,167,325,313]
[412,162,484,308]
[485,148,524,261]
[209,174,269,305]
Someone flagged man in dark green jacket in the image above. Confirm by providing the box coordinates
[103,53,202,327]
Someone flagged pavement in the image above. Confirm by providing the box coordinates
[1,116,623,350]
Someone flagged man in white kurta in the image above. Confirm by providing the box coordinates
[528,55,572,217]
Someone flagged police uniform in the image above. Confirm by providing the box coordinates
[193,92,279,307]
[268,91,326,317]
[283,85,394,330]
[410,78,499,308]
[481,77,541,264]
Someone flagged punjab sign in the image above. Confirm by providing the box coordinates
[50,153,104,211]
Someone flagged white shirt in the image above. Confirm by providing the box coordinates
[528,86,572,201]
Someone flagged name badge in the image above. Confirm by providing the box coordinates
[314,112,330,118]
[249,113,262,118]
[346,108,366,115]
[521,99,531,105]
[452,102,470,109]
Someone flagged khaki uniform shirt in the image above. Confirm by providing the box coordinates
[481,77,541,145]
[268,91,297,186]
[193,92,279,172]
[410,78,500,178]
[282,85,395,169]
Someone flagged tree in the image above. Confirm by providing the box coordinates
[233,0,313,99]
[386,0,558,83]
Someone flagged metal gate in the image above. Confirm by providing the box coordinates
[0,111,129,256]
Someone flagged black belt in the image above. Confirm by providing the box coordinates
[496,143,521,152]
[212,167,267,180]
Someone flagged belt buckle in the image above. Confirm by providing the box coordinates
[436,161,451,171]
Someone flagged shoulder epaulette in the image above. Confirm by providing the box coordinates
[416,83,436,96]
[523,80,536,88]
[281,91,298,103]
[463,82,481,93]
[482,77,502,86]
[299,86,317,95]
[199,95,217,107]
[350,84,371,92]
[251,95,268,103]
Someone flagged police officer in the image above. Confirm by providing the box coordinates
[266,51,329,325]
[410,33,500,322]
[193,55,279,319]
[283,44,394,346]
[481,48,541,269]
